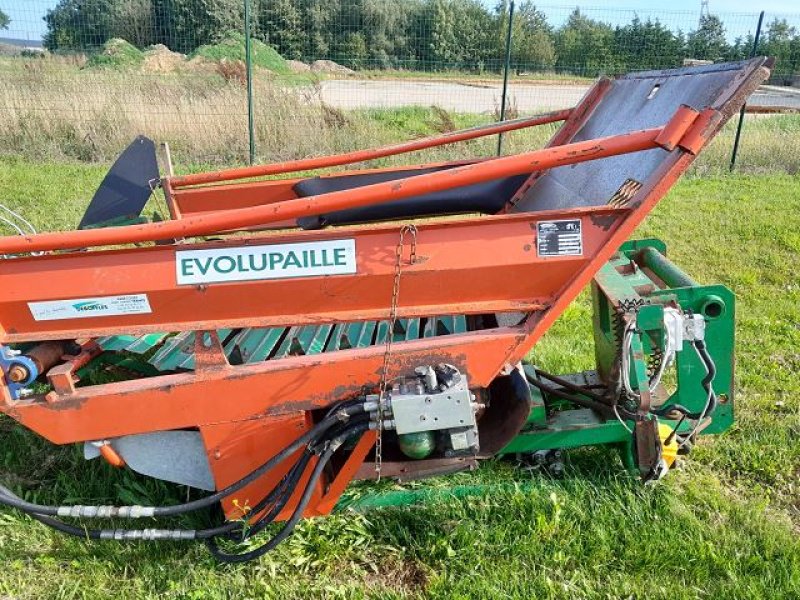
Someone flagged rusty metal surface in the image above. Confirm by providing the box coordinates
[354,456,478,482]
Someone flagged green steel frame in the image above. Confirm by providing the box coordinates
[500,238,734,468]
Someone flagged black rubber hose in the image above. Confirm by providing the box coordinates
[0,446,312,543]
[219,448,315,542]
[525,372,628,418]
[206,422,370,564]
[694,340,718,417]
[156,404,364,517]
[651,340,717,420]
[0,403,364,519]
[533,368,608,402]
[244,414,371,541]
[0,411,367,544]
[0,481,241,540]
[651,403,701,419]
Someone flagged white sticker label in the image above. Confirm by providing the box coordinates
[28,294,152,321]
[537,219,583,257]
[175,239,357,285]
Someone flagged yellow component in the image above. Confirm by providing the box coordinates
[658,422,679,469]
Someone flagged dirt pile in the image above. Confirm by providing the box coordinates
[287,59,312,73]
[142,44,186,73]
[311,60,355,76]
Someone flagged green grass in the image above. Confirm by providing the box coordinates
[191,33,288,73]
[189,32,314,85]
[0,161,798,598]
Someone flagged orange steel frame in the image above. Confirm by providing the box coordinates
[0,73,747,520]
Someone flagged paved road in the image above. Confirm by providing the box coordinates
[320,79,800,113]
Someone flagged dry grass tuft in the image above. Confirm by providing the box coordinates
[0,61,391,166]
[429,105,456,133]
[0,57,798,175]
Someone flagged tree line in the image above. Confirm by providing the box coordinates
[41,0,800,81]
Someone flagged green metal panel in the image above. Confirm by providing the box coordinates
[226,327,285,363]
[341,482,539,512]
[423,315,467,338]
[325,321,377,351]
[274,325,333,358]
[97,333,167,353]
[149,330,231,371]
[148,332,194,371]
[502,408,631,454]
[375,319,422,345]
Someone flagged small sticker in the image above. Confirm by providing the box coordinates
[537,219,582,257]
[28,294,152,321]
[176,239,357,285]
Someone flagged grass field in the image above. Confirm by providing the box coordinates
[0,156,798,598]
[2,53,800,173]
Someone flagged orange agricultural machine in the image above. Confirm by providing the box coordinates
[0,59,770,562]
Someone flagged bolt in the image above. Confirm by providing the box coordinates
[425,396,432,404]
[7,365,29,383]
[214,450,221,459]
[532,450,548,465]
[419,414,427,421]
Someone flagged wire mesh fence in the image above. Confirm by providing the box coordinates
[0,0,798,172]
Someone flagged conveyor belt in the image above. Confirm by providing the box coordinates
[97,316,468,372]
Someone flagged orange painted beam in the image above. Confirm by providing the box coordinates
[0,115,691,255]
[169,109,573,188]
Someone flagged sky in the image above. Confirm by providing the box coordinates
[1,0,799,42]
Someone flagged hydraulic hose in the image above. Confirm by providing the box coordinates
[0,403,365,519]
[0,415,370,550]
[206,421,370,564]
[524,371,635,419]
[0,482,238,541]
[651,340,717,420]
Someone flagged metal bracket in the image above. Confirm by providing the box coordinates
[0,345,37,401]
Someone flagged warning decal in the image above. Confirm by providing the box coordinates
[537,219,583,257]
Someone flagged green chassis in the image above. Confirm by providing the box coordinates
[343,238,734,510]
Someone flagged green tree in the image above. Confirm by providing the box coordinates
[511,1,556,71]
[152,0,241,53]
[614,17,684,71]
[421,0,461,69]
[0,8,10,30]
[44,0,116,51]
[337,31,368,68]
[687,14,728,61]
[762,18,800,84]
[300,0,339,59]
[554,8,616,77]
[259,0,303,60]
[111,0,155,48]
[361,0,417,69]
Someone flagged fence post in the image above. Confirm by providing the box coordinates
[497,0,515,156]
[244,0,256,165]
[729,10,764,172]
